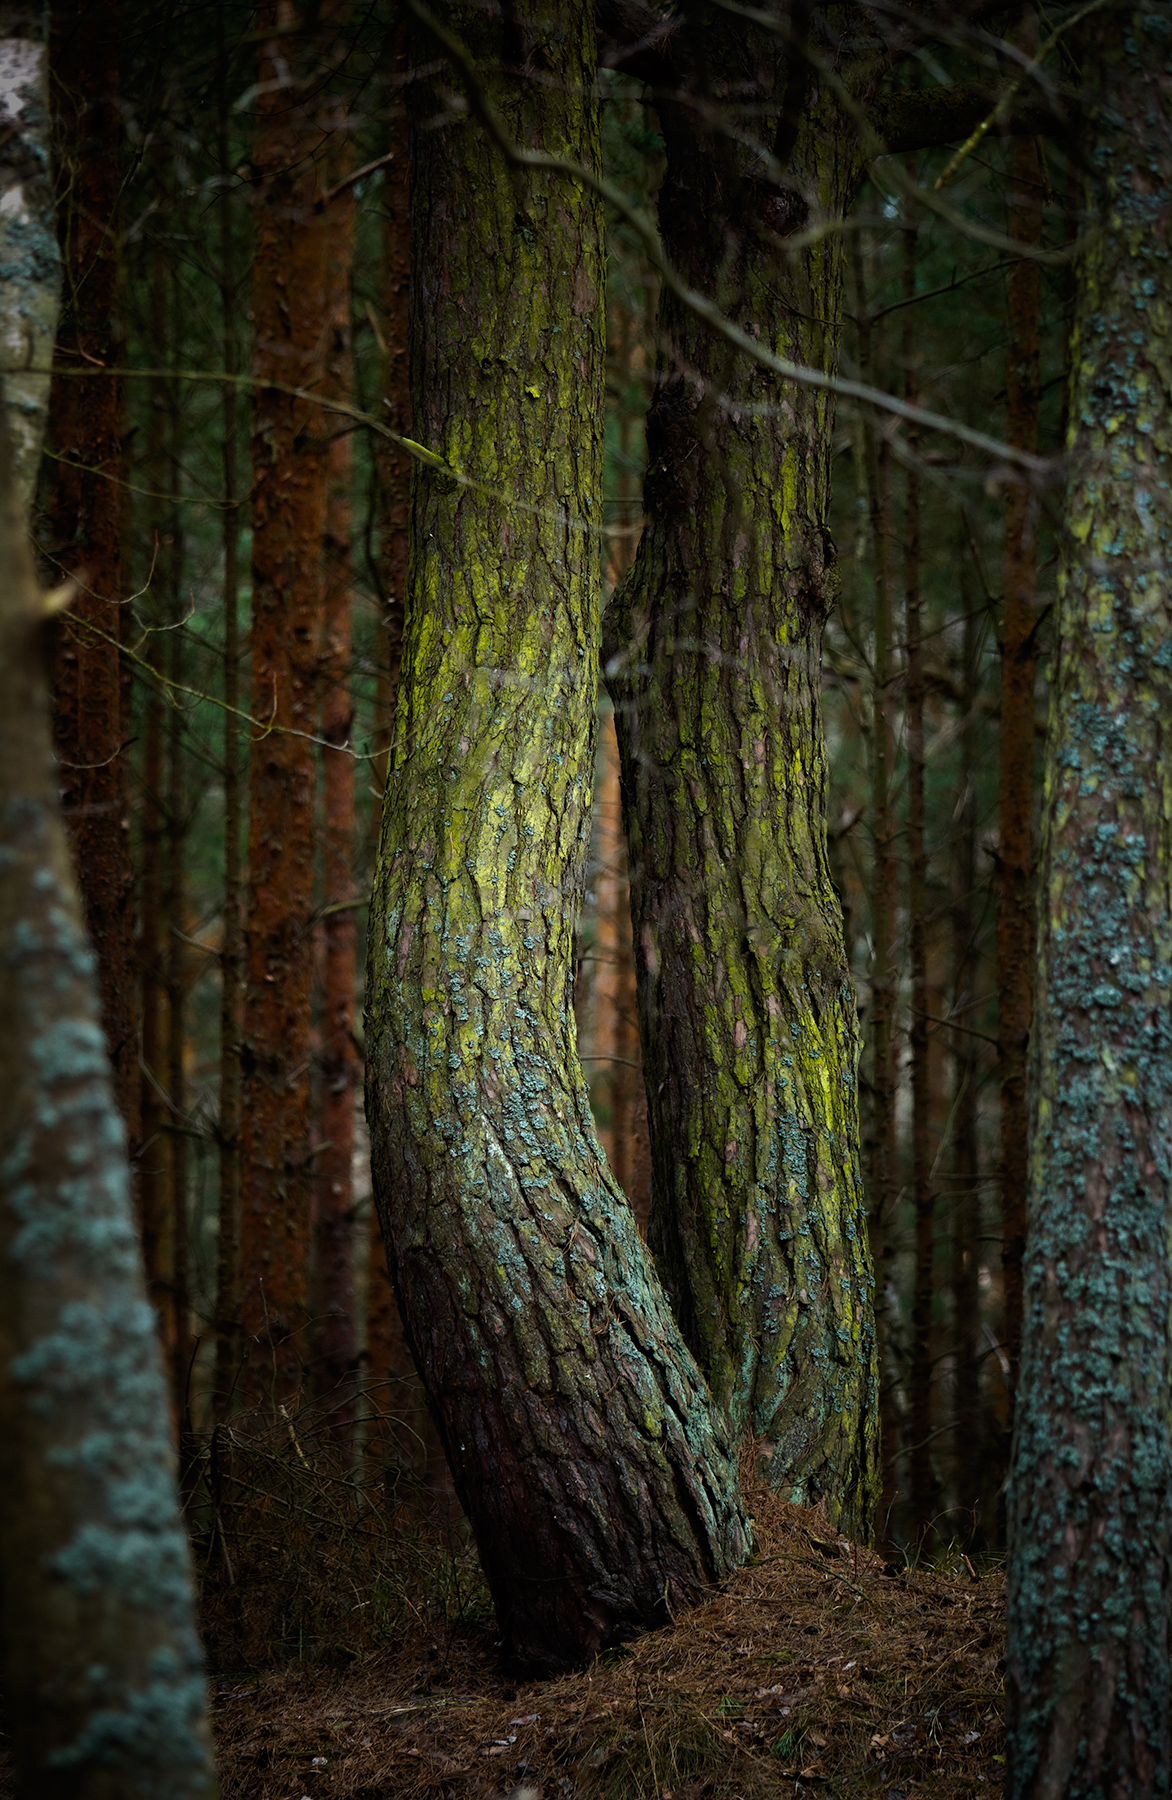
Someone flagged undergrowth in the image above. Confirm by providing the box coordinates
[186,1388,490,1673]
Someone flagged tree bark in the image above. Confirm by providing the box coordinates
[240,0,328,1404]
[0,418,215,1800]
[365,0,748,1673]
[606,9,877,1537]
[0,5,56,513]
[1006,16,1172,1793]
[47,0,138,1153]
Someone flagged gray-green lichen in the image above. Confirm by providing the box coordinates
[1005,12,1172,1794]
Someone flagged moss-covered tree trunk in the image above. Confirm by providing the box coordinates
[605,12,877,1535]
[365,0,747,1674]
[1005,14,1172,1792]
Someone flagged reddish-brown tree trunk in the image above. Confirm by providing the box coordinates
[315,165,360,1428]
[47,0,137,1151]
[240,2,328,1406]
[365,28,422,1472]
[999,128,1043,1410]
[135,254,175,1363]
[214,18,244,1416]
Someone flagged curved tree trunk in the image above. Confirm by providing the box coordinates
[605,11,877,1536]
[365,0,747,1674]
[1005,16,1172,1792]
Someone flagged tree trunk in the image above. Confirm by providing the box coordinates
[214,14,243,1416]
[903,211,933,1536]
[605,11,877,1538]
[240,0,328,1404]
[316,165,360,1427]
[47,0,138,1153]
[365,0,748,1673]
[0,5,56,513]
[998,124,1043,1412]
[951,560,983,1531]
[0,417,215,1800]
[1006,18,1172,1792]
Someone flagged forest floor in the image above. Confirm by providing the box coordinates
[209,1478,1006,1800]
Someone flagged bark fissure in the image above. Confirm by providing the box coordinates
[366,0,747,1672]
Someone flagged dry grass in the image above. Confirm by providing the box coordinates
[208,1470,1006,1799]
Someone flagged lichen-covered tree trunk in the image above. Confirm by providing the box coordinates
[365,0,747,1673]
[240,0,328,1402]
[605,13,877,1535]
[47,0,138,1152]
[0,417,214,1796]
[1005,16,1172,1793]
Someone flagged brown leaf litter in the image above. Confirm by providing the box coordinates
[209,1480,1005,1799]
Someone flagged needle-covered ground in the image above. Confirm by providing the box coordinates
[209,1478,1005,1799]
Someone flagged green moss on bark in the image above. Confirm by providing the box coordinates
[605,11,878,1537]
[364,0,747,1675]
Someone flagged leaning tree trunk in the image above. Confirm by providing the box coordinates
[365,0,747,1674]
[1005,14,1172,1794]
[605,11,877,1536]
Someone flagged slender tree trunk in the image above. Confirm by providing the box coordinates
[214,20,244,1416]
[241,1,328,1405]
[366,1,747,1672]
[998,124,1043,1411]
[316,165,360,1427]
[951,567,983,1527]
[165,429,189,1428]
[1006,19,1172,1791]
[606,13,877,1536]
[0,412,215,1800]
[137,254,176,1365]
[365,17,424,1474]
[47,0,138,1152]
[903,207,933,1536]
[851,234,899,1538]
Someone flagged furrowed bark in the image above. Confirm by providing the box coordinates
[606,9,878,1536]
[47,0,138,1152]
[365,0,748,1672]
[0,413,214,1800]
[0,4,56,513]
[241,0,328,1403]
[1006,15,1172,1792]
